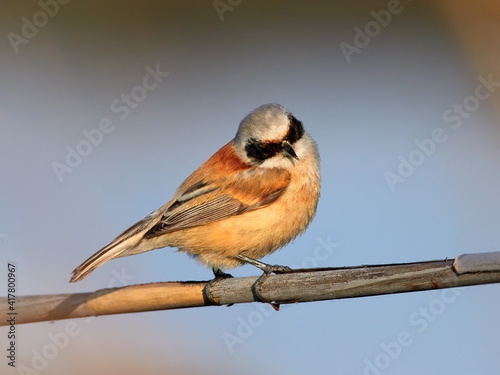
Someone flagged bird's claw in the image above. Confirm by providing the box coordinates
[261,264,292,274]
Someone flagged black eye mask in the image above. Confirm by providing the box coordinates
[245,138,282,162]
[244,115,305,163]
[285,115,305,144]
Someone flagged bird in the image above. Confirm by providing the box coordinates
[70,103,320,283]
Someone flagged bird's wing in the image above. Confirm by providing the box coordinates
[144,167,291,238]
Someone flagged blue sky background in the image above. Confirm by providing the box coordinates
[1,1,500,374]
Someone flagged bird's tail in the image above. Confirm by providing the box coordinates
[70,211,163,282]
[69,235,141,282]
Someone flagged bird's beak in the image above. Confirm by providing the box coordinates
[282,141,299,160]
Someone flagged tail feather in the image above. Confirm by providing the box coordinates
[70,209,165,282]
[70,234,141,282]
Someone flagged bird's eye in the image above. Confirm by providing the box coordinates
[285,115,305,144]
[245,138,281,162]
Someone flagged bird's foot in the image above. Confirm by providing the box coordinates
[235,254,292,275]
[236,254,293,310]
[204,268,234,307]
[212,268,234,280]
[260,264,292,274]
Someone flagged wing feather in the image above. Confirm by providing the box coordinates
[145,167,290,238]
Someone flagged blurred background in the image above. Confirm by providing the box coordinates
[1,0,500,374]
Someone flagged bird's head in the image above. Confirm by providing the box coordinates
[234,103,316,169]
